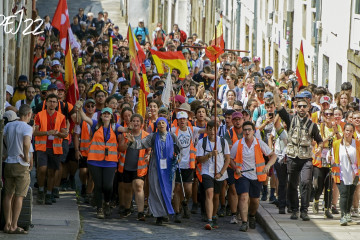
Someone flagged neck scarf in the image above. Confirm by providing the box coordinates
[154,117,175,215]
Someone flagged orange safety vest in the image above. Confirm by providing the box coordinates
[34,110,65,154]
[118,130,149,176]
[87,126,118,162]
[228,127,240,145]
[42,100,71,141]
[332,139,360,183]
[312,123,341,168]
[79,121,91,157]
[233,138,267,182]
[175,127,196,169]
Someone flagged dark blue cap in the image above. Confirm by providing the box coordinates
[47,83,58,91]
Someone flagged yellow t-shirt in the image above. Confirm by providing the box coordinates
[11,90,26,106]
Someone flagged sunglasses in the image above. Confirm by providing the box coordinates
[86,104,95,108]
[256,89,265,93]
[297,104,307,109]
[324,112,334,117]
[265,70,273,74]
[53,45,59,47]
[223,68,230,71]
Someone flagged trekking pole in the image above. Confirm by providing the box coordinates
[326,138,333,213]
[241,168,255,173]
[177,162,187,208]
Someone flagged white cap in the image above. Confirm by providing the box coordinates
[177,111,188,119]
[3,110,19,122]
[155,27,161,31]
[52,60,61,67]
[6,85,14,96]
[139,18,144,22]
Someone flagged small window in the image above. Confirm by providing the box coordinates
[356,0,360,14]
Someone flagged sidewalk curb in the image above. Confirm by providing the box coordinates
[256,203,291,240]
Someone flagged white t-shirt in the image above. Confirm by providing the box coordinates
[172,126,201,169]
[4,121,33,166]
[271,127,288,163]
[230,138,272,180]
[196,137,230,181]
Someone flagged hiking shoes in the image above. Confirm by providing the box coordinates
[300,212,310,221]
[37,191,45,205]
[249,216,256,229]
[104,202,111,217]
[290,212,299,220]
[182,205,190,219]
[97,208,105,219]
[230,215,238,224]
[45,194,52,205]
[312,201,319,214]
[174,213,182,223]
[324,209,333,219]
[137,212,146,221]
[239,222,248,232]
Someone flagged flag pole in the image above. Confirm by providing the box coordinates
[214,24,217,177]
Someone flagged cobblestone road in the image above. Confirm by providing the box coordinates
[78,202,270,240]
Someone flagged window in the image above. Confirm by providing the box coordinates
[322,55,329,87]
[336,64,342,91]
[302,4,307,39]
[311,12,316,46]
[356,0,360,14]
[311,0,316,8]
[226,0,229,16]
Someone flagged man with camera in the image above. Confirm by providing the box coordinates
[269,81,323,221]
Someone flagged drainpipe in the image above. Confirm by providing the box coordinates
[236,0,241,50]
[313,0,321,85]
[286,0,294,70]
[252,0,258,56]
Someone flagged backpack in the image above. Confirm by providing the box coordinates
[202,136,225,154]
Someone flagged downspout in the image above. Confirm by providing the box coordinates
[286,0,294,70]
[252,0,258,56]
[313,0,321,85]
[236,0,241,50]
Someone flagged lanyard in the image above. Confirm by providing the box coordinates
[208,138,214,163]
[104,126,110,143]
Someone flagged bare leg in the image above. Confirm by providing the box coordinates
[249,197,260,216]
[173,184,181,213]
[10,196,24,231]
[228,185,238,214]
[239,193,249,222]
[205,188,214,219]
[47,169,56,192]
[123,183,133,209]
[192,178,198,204]
[213,193,220,217]
[3,193,13,232]
[133,179,145,212]
[37,166,47,188]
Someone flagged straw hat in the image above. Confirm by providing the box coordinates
[175,103,194,117]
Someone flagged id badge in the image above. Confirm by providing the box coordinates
[160,158,167,169]
[321,149,329,159]
[48,135,54,140]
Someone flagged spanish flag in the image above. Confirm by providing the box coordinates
[137,65,149,118]
[211,14,225,50]
[150,49,189,80]
[109,36,113,60]
[127,24,146,86]
[64,43,78,105]
[205,45,224,62]
[296,40,308,88]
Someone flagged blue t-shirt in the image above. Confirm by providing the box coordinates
[87,120,121,168]
[134,27,149,45]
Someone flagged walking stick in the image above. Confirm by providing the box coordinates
[177,162,188,208]
[326,138,333,213]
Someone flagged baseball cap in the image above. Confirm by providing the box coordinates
[320,95,331,105]
[264,66,273,71]
[158,107,169,115]
[253,56,261,62]
[242,109,251,116]
[264,92,274,99]
[242,56,250,62]
[40,83,49,91]
[113,94,123,101]
[278,83,288,90]
[41,79,51,85]
[47,83,58,91]
[175,95,186,104]
[101,107,113,114]
[188,97,196,104]
[155,27,161,32]
[85,98,96,105]
[232,111,243,120]
[6,85,14,96]
[147,93,154,99]
[295,92,306,99]
[151,75,161,81]
[138,18,144,22]
[302,91,312,99]
[3,110,19,122]
[51,60,61,67]
[56,82,66,90]
[182,48,190,54]
[177,111,189,119]
[18,75,28,82]
[116,57,124,63]
[224,109,236,116]
[203,59,211,67]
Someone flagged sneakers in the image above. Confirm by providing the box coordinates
[351,208,359,217]
[97,208,105,219]
[104,202,111,217]
[312,201,319,214]
[52,188,60,198]
[51,194,56,203]
[37,191,45,204]
[331,205,340,214]
[248,216,256,229]
[340,217,348,226]
[182,205,190,219]
[324,209,333,219]
[230,215,238,224]
[279,208,286,214]
[45,194,52,205]
[290,212,298,220]
[156,217,163,226]
[204,221,214,230]
[137,212,146,221]
[269,195,277,203]
[191,203,198,214]
[261,186,268,201]
[239,221,248,232]
[174,213,182,223]
[69,177,76,191]
[226,205,231,216]
[212,217,219,229]
[218,206,225,217]
[300,212,310,221]
[84,194,91,204]
[121,208,131,218]
[345,213,353,223]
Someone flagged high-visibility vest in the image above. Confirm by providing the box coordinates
[196,162,202,182]
[312,123,341,168]
[35,110,65,154]
[42,100,71,141]
[332,139,360,183]
[175,127,196,169]
[79,121,91,157]
[87,126,118,162]
[118,130,149,176]
[228,127,240,145]
[233,138,267,182]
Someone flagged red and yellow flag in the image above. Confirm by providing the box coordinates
[205,45,223,62]
[296,40,308,88]
[65,43,78,105]
[150,49,189,80]
[127,24,146,86]
[137,65,150,118]
[109,36,113,60]
[206,14,225,63]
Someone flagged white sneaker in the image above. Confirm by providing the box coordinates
[351,208,359,218]
[230,215,238,224]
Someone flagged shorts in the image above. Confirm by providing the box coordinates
[79,156,88,169]
[4,163,31,197]
[227,168,235,185]
[60,140,69,163]
[37,148,61,170]
[202,174,224,194]
[121,170,145,183]
[175,169,194,183]
[235,176,262,198]
[66,148,76,162]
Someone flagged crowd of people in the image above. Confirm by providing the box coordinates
[2,8,360,234]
